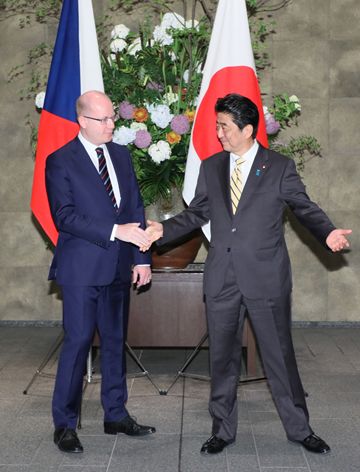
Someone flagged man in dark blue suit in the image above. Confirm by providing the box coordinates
[46,90,155,454]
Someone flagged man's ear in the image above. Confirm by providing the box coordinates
[78,115,86,128]
[243,124,254,139]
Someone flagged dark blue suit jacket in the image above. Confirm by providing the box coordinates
[45,137,150,286]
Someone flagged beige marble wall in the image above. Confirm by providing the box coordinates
[0,0,358,322]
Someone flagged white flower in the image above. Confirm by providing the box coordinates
[169,51,177,61]
[153,25,173,46]
[289,95,301,111]
[150,104,173,129]
[185,19,199,29]
[111,24,130,39]
[113,126,136,146]
[130,122,147,131]
[163,91,178,106]
[183,63,202,83]
[35,91,46,109]
[110,38,127,53]
[128,37,142,56]
[263,105,270,117]
[289,95,299,102]
[161,12,185,30]
[148,140,171,164]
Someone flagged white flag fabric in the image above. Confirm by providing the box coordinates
[183,0,268,239]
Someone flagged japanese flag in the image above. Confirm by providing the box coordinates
[183,0,268,238]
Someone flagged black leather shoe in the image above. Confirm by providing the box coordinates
[297,433,330,454]
[104,416,156,436]
[200,435,229,454]
[54,428,83,453]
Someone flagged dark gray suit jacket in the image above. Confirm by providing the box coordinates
[161,145,335,299]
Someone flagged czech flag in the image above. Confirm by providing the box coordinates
[30,0,104,245]
[183,0,268,238]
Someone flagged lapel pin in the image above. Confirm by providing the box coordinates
[256,169,261,176]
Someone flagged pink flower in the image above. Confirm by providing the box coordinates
[134,129,152,149]
[171,114,190,135]
[118,101,135,120]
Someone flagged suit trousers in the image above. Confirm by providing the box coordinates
[52,278,130,430]
[205,260,312,443]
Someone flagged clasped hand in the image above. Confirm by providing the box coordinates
[138,220,164,252]
[115,221,163,252]
[115,222,151,248]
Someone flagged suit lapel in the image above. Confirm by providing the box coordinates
[71,138,103,184]
[235,145,270,213]
[215,151,233,216]
[106,142,126,212]
[72,138,119,212]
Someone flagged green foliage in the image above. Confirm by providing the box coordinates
[7,43,51,100]
[103,14,210,206]
[0,0,61,26]
[271,136,322,174]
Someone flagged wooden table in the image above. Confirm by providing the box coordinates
[128,264,258,378]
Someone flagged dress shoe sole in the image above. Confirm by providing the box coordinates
[104,425,155,436]
[57,444,83,453]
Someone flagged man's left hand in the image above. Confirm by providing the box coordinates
[326,228,352,252]
[132,265,152,288]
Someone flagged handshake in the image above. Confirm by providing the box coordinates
[114,220,163,251]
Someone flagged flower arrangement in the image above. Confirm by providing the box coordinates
[101,12,210,207]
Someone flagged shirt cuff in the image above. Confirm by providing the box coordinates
[110,224,117,241]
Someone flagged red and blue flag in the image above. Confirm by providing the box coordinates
[30,0,103,244]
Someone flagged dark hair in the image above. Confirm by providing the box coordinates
[215,94,259,138]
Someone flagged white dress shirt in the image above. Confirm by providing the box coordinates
[229,140,259,187]
[78,133,121,241]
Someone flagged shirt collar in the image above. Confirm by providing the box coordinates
[78,132,106,154]
[230,140,259,164]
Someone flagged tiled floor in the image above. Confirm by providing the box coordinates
[0,325,360,471]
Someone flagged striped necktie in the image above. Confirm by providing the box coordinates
[230,156,245,214]
[95,147,117,209]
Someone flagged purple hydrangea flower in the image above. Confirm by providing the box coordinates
[146,81,164,92]
[134,129,152,149]
[264,113,281,135]
[171,114,190,135]
[118,101,135,120]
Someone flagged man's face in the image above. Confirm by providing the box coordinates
[78,95,115,145]
[216,112,253,155]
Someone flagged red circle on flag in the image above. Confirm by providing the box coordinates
[193,66,268,160]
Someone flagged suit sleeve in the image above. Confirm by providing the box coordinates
[160,162,210,245]
[46,153,115,247]
[125,152,151,265]
[280,158,336,247]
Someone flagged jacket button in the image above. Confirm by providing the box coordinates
[227,248,231,253]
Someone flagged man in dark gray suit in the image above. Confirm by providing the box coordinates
[145,94,351,455]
